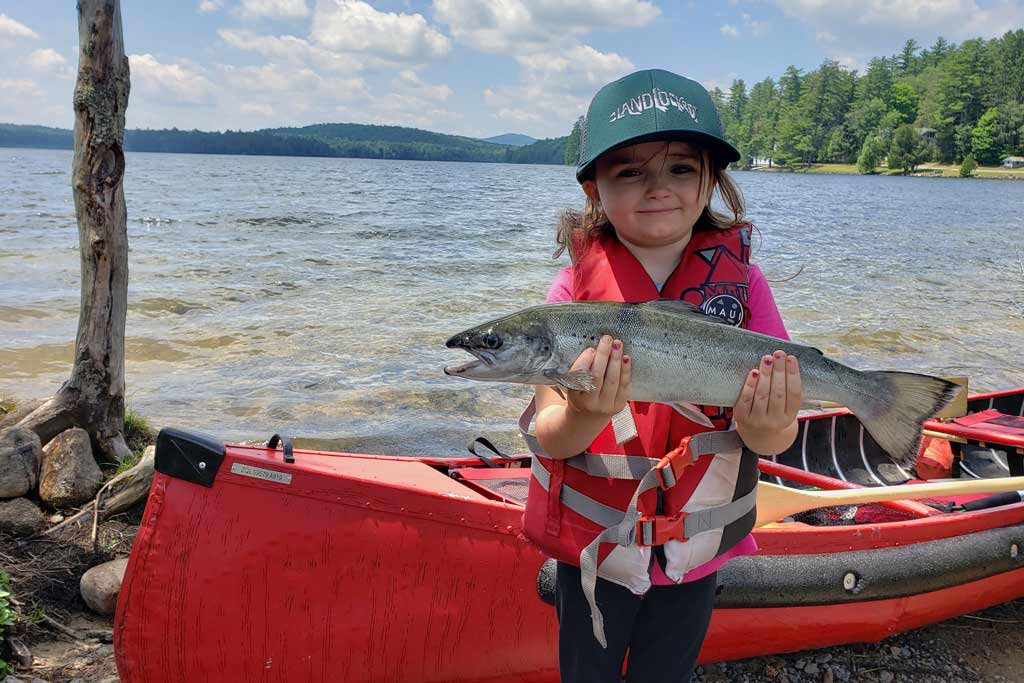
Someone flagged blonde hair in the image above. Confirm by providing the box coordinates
[554,145,746,262]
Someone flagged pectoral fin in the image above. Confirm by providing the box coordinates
[671,401,716,428]
[543,369,596,392]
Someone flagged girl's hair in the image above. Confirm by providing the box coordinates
[554,144,745,261]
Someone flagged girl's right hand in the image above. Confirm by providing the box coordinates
[565,335,632,418]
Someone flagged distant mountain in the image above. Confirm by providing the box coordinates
[0,122,568,166]
[480,133,536,147]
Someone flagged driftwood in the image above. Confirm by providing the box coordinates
[18,0,132,462]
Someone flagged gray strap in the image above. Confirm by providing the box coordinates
[611,406,638,445]
[531,459,626,529]
[684,485,758,537]
[568,453,658,479]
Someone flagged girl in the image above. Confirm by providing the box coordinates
[525,69,802,683]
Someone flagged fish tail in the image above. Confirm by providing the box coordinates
[846,371,961,470]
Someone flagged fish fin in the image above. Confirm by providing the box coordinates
[543,369,596,392]
[670,402,716,428]
[638,298,732,324]
[843,372,961,470]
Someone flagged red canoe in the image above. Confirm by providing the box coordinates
[115,388,1024,682]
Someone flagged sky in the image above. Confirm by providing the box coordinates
[1,1,1022,140]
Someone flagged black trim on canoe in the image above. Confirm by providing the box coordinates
[536,523,1024,608]
[155,427,226,487]
[715,522,1024,608]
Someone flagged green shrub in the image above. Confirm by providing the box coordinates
[959,154,978,177]
[0,571,15,677]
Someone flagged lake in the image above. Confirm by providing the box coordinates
[1,148,1022,455]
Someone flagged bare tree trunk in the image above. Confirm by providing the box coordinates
[19,0,132,462]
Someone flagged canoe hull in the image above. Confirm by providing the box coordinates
[115,393,1024,682]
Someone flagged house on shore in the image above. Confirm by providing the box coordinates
[1002,156,1024,168]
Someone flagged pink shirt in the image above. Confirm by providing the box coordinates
[545,262,790,584]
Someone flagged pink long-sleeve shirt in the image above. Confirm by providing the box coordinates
[545,262,790,584]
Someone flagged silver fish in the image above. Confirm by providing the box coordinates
[444,299,959,468]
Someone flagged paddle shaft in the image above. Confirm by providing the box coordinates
[755,476,1024,527]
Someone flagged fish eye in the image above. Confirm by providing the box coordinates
[482,332,502,350]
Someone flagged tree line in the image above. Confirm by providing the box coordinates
[0,122,567,165]
[564,31,1024,174]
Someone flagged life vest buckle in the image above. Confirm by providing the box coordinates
[654,436,697,490]
[636,512,689,546]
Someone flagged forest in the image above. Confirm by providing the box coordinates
[0,122,567,165]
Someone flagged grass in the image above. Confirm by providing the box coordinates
[754,162,1024,179]
[123,409,154,453]
[0,397,16,416]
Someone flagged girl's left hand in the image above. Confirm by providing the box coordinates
[733,350,802,436]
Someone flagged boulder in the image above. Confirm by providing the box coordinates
[0,398,42,430]
[0,497,46,536]
[0,426,42,499]
[80,557,130,616]
[39,428,103,508]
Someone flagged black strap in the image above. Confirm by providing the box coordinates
[267,433,295,463]
[468,437,516,468]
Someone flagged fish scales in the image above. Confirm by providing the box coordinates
[444,300,960,467]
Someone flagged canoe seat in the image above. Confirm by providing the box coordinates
[450,467,531,505]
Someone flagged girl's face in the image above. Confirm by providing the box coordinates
[582,140,713,249]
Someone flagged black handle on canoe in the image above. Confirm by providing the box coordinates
[267,433,295,463]
[961,490,1024,511]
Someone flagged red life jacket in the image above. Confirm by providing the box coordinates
[522,224,760,596]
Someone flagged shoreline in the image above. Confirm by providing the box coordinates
[747,162,1024,180]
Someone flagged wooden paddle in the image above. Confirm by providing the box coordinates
[755,476,1024,527]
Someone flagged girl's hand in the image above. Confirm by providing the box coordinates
[565,335,632,418]
[733,350,802,455]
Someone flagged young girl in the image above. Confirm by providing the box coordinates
[525,69,803,682]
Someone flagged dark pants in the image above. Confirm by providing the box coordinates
[555,562,716,683]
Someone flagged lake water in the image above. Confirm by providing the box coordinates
[2,148,1023,456]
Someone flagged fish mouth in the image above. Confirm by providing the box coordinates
[443,349,496,376]
[443,359,485,376]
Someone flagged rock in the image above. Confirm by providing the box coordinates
[805,662,820,675]
[5,634,33,667]
[0,497,46,536]
[80,557,130,615]
[879,671,894,683]
[39,427,103,508]
[816,653,832,664]
[0,426,42,498]
[0,398,42,430]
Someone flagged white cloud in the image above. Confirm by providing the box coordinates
[773,0,1024,41]
[310,0,450,61]
[21,48,70,77]
[198,0,225,12]
[238,0,310,19]
[129,54,216,106]
[433,0,659,53]
[815,30,837,43]
[0,13,38,40]
[219,62,323,93]
[217,29,362,73]
[0,78,42,99]
[741,13,770,37]
[720,24,740,38]
[485,44,633,132]
[240,103,275,117]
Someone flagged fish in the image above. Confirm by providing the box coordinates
[444,299,960,469]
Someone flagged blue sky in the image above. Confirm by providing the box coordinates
[1,1,1021,139]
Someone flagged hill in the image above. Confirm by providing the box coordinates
[0,122,569,166]
[480,133,536,146]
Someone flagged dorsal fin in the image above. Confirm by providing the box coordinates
[637,298,732,324]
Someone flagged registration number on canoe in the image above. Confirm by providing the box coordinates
[230,462,293,485]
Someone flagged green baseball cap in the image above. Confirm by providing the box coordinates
[576,69,741,181]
